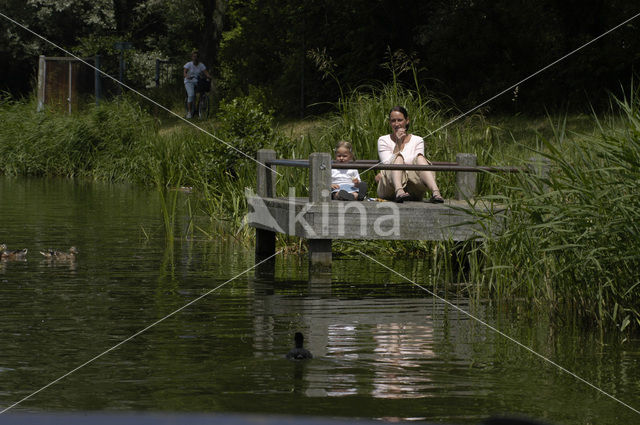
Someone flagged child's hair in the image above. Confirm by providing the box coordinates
[334,140,356,160]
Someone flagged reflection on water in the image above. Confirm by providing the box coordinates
[0,176,639,425]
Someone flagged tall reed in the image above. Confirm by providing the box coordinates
[462,95,640,332]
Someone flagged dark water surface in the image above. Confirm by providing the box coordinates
[0,177,638,424]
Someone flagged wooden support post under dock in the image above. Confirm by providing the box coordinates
[308,152,333,273]
[255,149,277,276]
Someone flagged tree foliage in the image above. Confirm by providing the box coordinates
[1,0,639,114]
[217,0,640,114]
[0,0,226,94]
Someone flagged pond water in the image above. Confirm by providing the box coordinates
[0,176,638,424]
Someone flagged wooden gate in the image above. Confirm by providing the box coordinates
[36,56,101,113]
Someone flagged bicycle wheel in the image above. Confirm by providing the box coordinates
[198,94,209,119]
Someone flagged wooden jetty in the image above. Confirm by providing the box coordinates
[248,149,545,273]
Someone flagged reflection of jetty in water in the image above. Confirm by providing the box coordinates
[250,280,479,399]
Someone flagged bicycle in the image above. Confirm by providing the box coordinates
[185,75,211,119]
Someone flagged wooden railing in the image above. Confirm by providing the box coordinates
[256,149,547,201]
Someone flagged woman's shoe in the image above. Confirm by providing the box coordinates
[429,193,445,203]
[395,189,411,203]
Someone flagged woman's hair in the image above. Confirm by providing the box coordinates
[334,140,356,161]
[389,105,410,130]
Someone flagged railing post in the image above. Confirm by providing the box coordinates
[255,149,277,274]
[308,152,332,274]
[257,149,277,197]
[309,152,332,202]
[455,153,477,200]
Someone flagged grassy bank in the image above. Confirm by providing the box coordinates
[0,86,638,333]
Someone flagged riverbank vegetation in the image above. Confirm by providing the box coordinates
[1,81,639,333]
[466,96,640,334]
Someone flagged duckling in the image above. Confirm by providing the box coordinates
[0,244,28,260]
[286,332,313,360]
[40,246,78,261]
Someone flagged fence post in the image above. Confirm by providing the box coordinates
[37,55,46,112]
[455,153,477,200]
[308,152,332,273]
[155,59,161,88]
[67,61,73,114]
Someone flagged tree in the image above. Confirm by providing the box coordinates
[0,0,115,95]
[218,0,640,115]
[2,0,639,113]
[1,0,228,96]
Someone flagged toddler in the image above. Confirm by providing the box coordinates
[331,141,367,201]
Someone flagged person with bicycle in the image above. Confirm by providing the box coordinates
[183,50,212,119]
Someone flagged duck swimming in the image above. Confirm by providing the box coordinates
[39,246,78,261]
[286,332,313,360]
[0,244,28,260]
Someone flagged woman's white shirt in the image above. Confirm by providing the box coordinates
[377,134,425,164]
[184,62,207,83]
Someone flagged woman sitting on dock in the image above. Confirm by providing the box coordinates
[375,106,444,203]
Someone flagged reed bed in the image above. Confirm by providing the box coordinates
[1,83,638,333]
[461,96,640,332]
[0,96,155,182]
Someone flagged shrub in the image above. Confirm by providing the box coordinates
[207,96,280,178]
